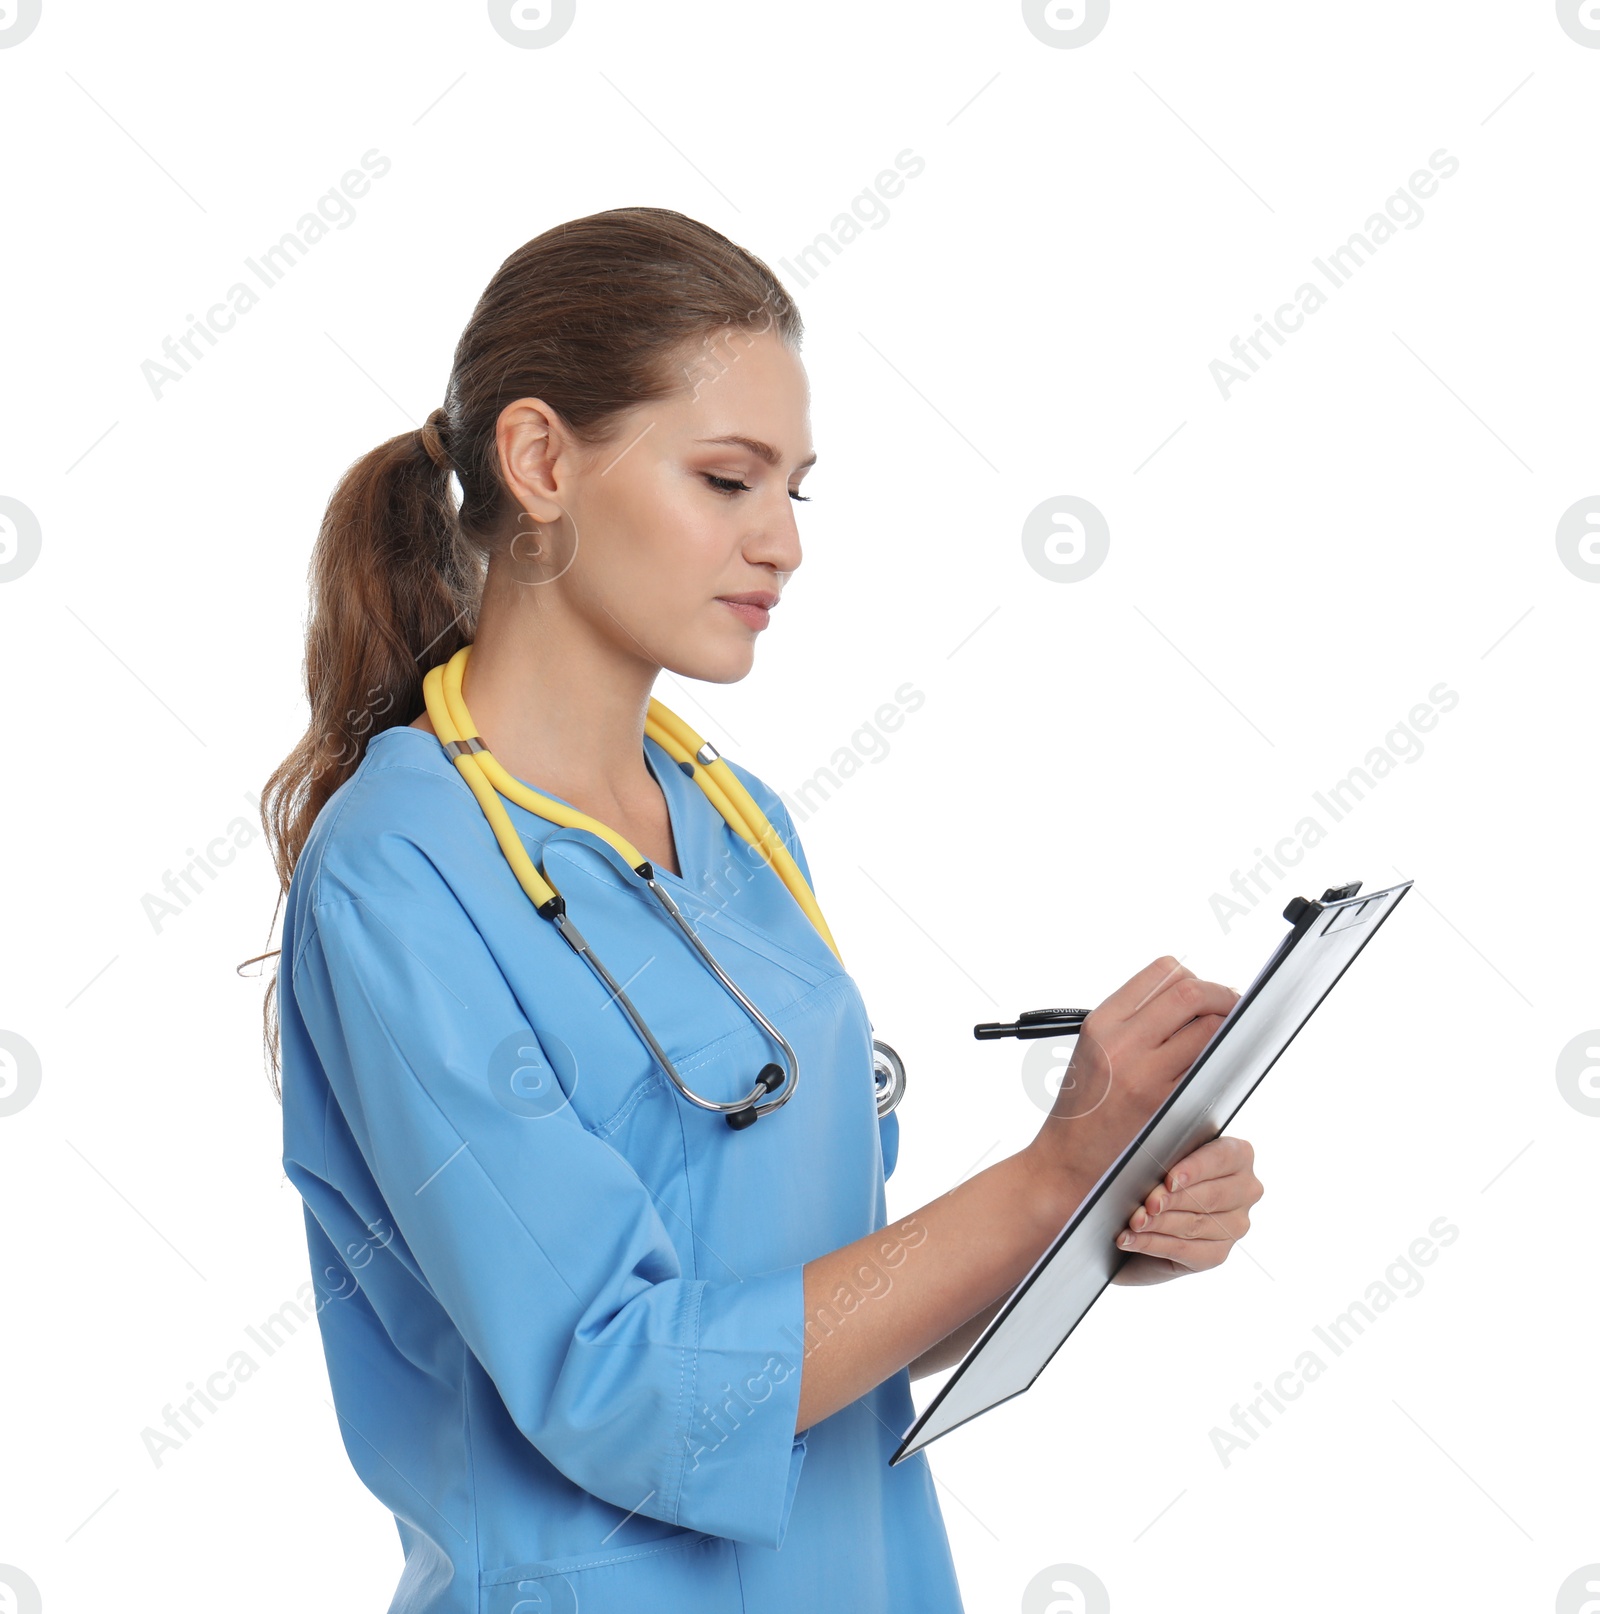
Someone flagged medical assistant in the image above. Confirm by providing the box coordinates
[278,722,967,1613]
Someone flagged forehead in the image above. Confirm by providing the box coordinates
[661,328,812,446]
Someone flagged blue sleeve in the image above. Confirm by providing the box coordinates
[290,844,810,1549]
[879,1098,900,1183]
[750,781,900,1185]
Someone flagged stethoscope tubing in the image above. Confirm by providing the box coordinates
[548,893,800,1121]
[423,649,811,1125]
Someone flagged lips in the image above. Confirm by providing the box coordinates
[717,595,775,631]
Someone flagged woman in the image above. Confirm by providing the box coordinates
[260,206,1263,1613]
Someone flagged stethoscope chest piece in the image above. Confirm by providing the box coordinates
[872,1039,907,1118]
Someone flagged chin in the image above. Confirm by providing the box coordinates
[666,644,758,686]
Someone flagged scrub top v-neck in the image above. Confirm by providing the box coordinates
[278,723,966,1612]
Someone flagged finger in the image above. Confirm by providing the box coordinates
[1150,1012,1228,1084]
[1131,1204,1251,1242]
[1163,1135,1255,1194]
[1148,1174,1256,1229]
[1139,978,1240,1050]
[1116,1227,1234,1271]
[1131,1169,1262,1240]
[1142,1166,1261,1220]
[1097,956,1196,1023]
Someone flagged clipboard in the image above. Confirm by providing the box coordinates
[890,877,1414,1466]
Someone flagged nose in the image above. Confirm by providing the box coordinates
[745,492,804,580]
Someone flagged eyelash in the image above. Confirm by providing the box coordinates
[704,474,811,502]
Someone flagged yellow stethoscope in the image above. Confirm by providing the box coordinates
[421,645,907,1129]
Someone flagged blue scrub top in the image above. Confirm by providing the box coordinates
[279,723,966,1612]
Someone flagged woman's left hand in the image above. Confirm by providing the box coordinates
[1109,1136,1262,1286]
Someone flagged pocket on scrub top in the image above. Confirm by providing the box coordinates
[685,895,838,992]
[478,1528,740,1614]
[542,825,839,994]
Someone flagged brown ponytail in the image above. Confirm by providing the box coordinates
[248,205,803,1098]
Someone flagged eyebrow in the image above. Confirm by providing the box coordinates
[694,435,817,470]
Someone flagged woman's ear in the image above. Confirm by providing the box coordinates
[495,397,569,528]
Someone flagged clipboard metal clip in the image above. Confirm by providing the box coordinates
[1284,881,1363,928]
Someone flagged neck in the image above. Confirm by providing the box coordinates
[458,574,660,806]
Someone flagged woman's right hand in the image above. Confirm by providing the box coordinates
[1025,957,1240,1213]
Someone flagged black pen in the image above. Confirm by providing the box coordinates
[973,1008,1092,1041]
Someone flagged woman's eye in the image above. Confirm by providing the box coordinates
[702,473,811,502]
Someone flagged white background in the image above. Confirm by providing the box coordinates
[1,2,1595,1610]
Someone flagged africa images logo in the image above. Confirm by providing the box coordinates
[1556,0,1600,46]
[1021,0,1111,50]
[0,0,42,47]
